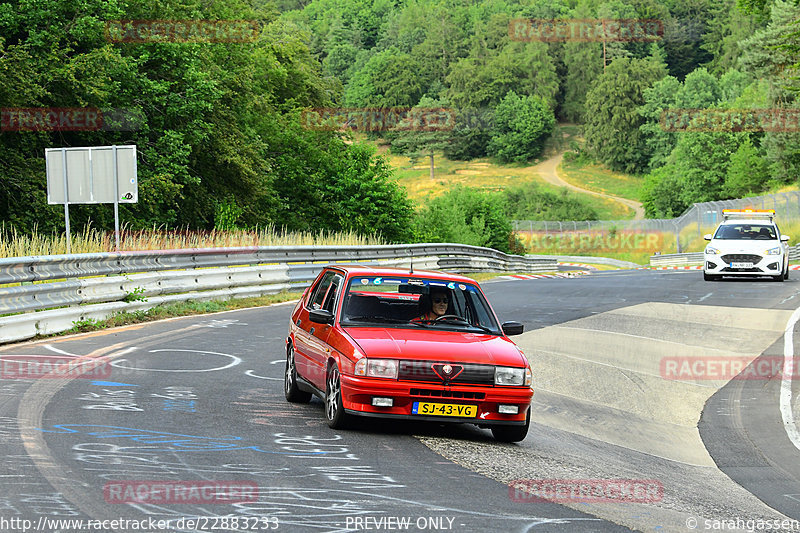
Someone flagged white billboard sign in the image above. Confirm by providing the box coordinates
[45,145,137,204]
[44,145,138,253]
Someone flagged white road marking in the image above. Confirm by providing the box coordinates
[110,349,241,373]
[43,345,78,356]
[781,292,800,305]
[781,306,800,450]
[245,370,281,381]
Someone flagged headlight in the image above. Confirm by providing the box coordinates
[354,359,398,379]
[705,246,719,255]
[765,247,782,255]
[495,366,528,386]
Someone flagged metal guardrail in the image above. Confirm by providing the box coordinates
[649,252,704,267]
[650,245,800,266]
[0,244,557,344]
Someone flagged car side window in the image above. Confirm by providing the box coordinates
[321,276,343,313]
[308,271,335,310]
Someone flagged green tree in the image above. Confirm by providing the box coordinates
[640,166,686,217]
[0,0,414,243]
[740,1,800,183]
[584,56,667,173]
[724,138,770,196]
[446,13,558,110]
[413,186,512,252]
[344,49,426,107]
[388,97,453,180]
[638,75,682,171]
[487,92,555,163]
[640,131,743,217]
[562,1,603,122]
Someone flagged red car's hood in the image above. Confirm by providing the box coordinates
[343,327,526,367]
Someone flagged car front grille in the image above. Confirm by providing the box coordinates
[410,388,486,400]
[721,267,761,272]
[398,361,494,385]
[720,254,762,264]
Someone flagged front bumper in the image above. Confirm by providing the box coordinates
[704,254,784,276]
[340,374,533,426]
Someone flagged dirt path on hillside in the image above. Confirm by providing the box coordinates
[532,153,645,220]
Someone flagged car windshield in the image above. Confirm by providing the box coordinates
[340,276,502,334]
[713,224,777,240]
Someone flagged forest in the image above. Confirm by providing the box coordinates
[1,0,799,252]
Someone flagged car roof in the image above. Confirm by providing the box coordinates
[325,265,477,284]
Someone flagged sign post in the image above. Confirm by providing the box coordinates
[45,145,137,252]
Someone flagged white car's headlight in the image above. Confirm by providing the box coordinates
[354,359,398,379]
[495,367,530,386]
[705,246,720,255]
[765,247,782,255]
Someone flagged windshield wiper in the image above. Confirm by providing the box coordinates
[345,316,414,324]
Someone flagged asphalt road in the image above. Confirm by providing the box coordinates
[2,269,800,533]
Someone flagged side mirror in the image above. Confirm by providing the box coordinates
[703,234,713,241]
[781,235,790,242]
[309,309,334,325]
[502,321,524,336]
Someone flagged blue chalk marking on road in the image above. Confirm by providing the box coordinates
[90,381,138,387]
[34,424,328,455]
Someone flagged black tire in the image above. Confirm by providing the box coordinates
[785,266,790,280]
[325,364,350,429]
[703,272,718,282]
[491,408,530,443]
[285,345,311,403]
[773,271,785,282]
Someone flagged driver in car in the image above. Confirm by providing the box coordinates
[415,288,451,321]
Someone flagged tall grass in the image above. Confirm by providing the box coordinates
[0,223,385,258]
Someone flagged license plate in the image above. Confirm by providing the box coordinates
[412,402,477,417]
[731,262,754,268]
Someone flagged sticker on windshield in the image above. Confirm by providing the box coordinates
[373,278,382,285]
[360,279,370,285]
[447,282,456,289]
[458,284,466,290]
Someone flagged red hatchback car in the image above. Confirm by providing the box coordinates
[284,266,534,442]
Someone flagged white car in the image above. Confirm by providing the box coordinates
[703,209,790,282]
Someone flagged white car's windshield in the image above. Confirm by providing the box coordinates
[340,276,501,334]
[713,224,777,240]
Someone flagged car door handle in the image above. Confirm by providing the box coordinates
[310,327,315,335]
[296,319,301,326]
